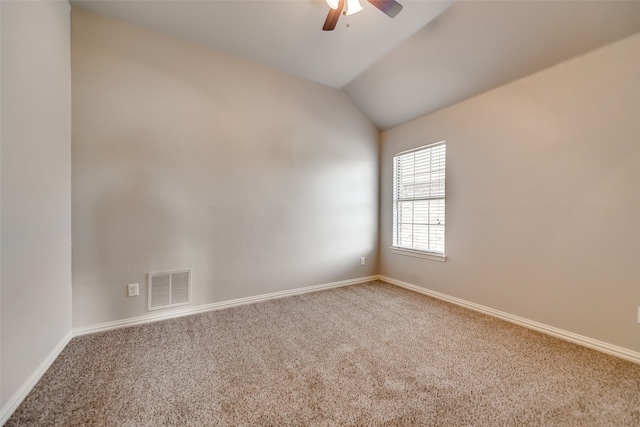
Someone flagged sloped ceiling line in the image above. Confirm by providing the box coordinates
[69,0,640,130]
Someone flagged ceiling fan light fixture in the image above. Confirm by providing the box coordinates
[345,0,363,15]
[325,0,340,10]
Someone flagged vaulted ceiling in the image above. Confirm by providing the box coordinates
[69,0,640,130]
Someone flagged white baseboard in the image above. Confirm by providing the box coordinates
[1,331,73,425]
[379,275,640,364]
[73,275,379,336]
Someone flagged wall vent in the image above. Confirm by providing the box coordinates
[148,269,191,311]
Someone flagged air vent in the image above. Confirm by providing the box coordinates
[148,269,191,311]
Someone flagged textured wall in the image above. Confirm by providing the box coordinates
[380,33,640,352]
[71,9,379,328]
[1,0,72,415]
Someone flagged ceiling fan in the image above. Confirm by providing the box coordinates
[323,0,403,31]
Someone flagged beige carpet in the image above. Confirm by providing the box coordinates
[7,281,640,426]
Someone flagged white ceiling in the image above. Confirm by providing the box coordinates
[345,0,640,129]
[69,0,640,130]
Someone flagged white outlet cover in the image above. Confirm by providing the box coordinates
[128,283,139,297]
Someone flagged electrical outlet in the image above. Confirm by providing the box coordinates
[128,283,139,297]
[360,256,365,266]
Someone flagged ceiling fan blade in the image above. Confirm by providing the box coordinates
[367,0,403,18]
[323,0,345,31]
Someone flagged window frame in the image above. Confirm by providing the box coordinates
[391,141,447,262]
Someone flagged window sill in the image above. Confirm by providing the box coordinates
[390,247,447,262]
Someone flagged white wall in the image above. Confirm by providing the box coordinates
[71,9,379,329]
[0,0,72,419]
[380,33,640,353]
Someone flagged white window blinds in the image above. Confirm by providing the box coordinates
[392,142,446,254]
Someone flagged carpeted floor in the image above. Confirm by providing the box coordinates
[6,281,640,426]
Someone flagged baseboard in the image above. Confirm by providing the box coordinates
[1,331,73,425]
[73,275,379,336]
[378,275,640,364]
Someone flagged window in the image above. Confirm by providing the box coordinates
[392,142,446,259]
